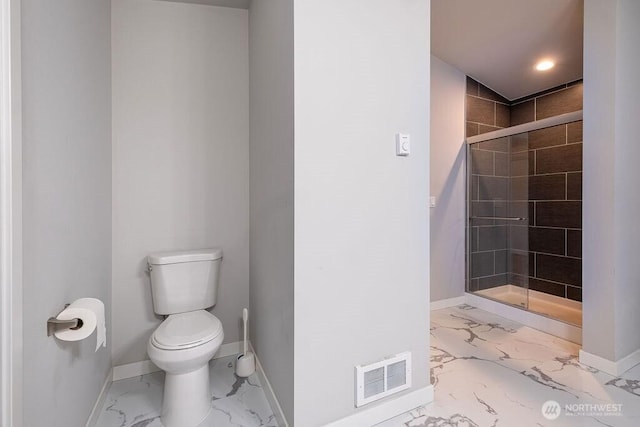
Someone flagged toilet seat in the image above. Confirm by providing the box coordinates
[151,310,222,350]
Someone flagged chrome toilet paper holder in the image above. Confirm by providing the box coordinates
[47,304,83,337]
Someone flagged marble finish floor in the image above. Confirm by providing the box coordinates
[95,355,276,427]
[377,305,640,427]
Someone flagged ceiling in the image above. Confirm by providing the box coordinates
[431,0,584,101]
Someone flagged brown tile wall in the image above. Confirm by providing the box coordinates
[466,77,583,302]
[510,81,583,126]
[468,137,511,292]
[512,121,583,302]
[466,77,583,136]
[466,77,511,137]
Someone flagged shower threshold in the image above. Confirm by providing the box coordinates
[474,284,582,327]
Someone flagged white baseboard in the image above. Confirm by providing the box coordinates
[216,340,243,359]
[323,385,434,427]
[112,340,243,381]
[85,369,113,427]
[112,359,160,381]
[430,296,466,311]
[465,292,582,344]
[250,342,289,427]
[579,348,640,376]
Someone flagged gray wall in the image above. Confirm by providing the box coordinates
[248,0,295,422]
[293,1,431,424]
[583,0,640,363]
[21,0,112,425]
[430,55,466,302]
[111,0,249,365]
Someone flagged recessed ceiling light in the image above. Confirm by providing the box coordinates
[535,60,555,71]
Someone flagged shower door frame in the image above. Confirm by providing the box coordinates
[466,111,583,145]
[465,110,583,310]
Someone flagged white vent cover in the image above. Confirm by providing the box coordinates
[354,351,412,407]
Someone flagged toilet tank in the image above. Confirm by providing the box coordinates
[147,248,223,315]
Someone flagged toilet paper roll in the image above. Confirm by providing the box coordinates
[54,298,106,352]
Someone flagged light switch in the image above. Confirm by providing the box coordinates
[396,133,410,156]
[430,196,436,208]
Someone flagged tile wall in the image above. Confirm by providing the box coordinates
[511,122,583,302]
[467,78,583,302]
[511,81,583,125]
[469,137,512,292]
[466,77,511,137]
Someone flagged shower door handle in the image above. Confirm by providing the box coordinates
[470,216,526,221]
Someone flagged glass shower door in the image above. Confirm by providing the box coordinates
[467,133,530,308]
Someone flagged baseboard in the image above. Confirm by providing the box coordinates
[465,292,582,344]
[579,348,640,376]
[616,348,640,374]
[112,359,160,381]
[112,340,243,381]
[430,296,466,311]
[85,368,112,427]
[216,340,243,359]
[323,385,434,427]
[250,342,289,427]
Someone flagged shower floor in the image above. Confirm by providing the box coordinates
[475,284,582,326]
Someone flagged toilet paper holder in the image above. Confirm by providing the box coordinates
[47,304,83,337]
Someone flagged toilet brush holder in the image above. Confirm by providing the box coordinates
[235,308,256,377]
[236,351,255,377]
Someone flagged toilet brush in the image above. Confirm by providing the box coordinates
[235,308,255,377]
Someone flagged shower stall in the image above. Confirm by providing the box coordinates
[466,111,583,327]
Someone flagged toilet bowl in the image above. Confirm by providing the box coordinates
[148,309,224,427]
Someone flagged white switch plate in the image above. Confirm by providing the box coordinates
[430,196,436,208]
[396,133,410,156]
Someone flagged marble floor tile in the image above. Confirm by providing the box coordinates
[96,306,640,426]
[376,305,640,427]
[95,355,276,427]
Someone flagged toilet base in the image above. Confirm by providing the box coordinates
[161,364,212,427]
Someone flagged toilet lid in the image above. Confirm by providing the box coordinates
[152,310,222,350]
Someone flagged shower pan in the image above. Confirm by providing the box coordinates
[466,111,583,327]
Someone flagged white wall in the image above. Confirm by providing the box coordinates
[583,0,640,363]
[582,0,617,362]
[293,1,431,424]
[21,0,112,425]
[612,0,640,361]
[429,55,466,302]
[112,0,249,365]
[248,0,295,422]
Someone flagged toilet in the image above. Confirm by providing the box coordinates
[146,248,225,427]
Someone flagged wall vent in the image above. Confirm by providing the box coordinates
[354,351,412,407]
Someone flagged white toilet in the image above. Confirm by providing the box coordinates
[146,248,225,427]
